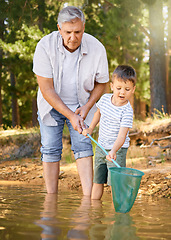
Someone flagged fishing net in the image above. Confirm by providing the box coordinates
[87,134,144,213]
[109,167,144,213]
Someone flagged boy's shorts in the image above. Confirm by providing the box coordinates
[93,146,127,186]
[38,109,93,162]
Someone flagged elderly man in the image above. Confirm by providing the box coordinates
[33,6,109,195]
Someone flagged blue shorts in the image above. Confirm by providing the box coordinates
[38,109,93,162]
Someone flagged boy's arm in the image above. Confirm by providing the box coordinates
[82,108,101,136]
[106,127,129,162]
[75,82,106,120]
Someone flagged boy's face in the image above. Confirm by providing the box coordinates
[57,18,85,53]
[110,78,136,106]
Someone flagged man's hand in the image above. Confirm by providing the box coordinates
[70,113,86,134]
[75,105,90,120]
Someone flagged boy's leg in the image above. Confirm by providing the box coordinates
[92,146,108,200]
[91,183,104,200]
[110,186,114,208]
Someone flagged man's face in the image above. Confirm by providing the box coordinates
[57,18,85,53]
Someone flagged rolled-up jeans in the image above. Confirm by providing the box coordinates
[38,109,93,162]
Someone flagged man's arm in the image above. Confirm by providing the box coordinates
[36,75,84,133]
[75,82,107,120]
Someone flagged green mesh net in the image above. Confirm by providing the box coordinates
[109,167,144,213]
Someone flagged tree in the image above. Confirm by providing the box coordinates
[148,0,167,114]
[0,0,62,128]
[93,0,148,114]
[0,0,8,125]
[1,0,169,127]
[10,72,20,127]
[167,0,171,114]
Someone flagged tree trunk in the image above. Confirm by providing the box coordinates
[0,49,2,126]
[166,0,171,114]
[32,97,38,126]
[10,73,20,127]
[134,98,147,119]
[149,0,167,114]
[38,0,45,32]
[31,0,46,127]
[0,18,4,126]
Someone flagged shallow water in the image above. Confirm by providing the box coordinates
[0,184,170,240]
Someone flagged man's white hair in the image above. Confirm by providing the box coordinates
[58,6,85,28]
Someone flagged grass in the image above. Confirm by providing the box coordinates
[1,113,169,139]
[0,126,40,138]
[132,115,170,133]
[0,114,170,163]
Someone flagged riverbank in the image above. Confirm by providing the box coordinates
[0,117,170,198]
[0,154,170,198]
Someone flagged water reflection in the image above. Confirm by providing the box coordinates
[67,196,91,239]
[89,201,140,240]
[35,194,61,239]
[36,194,94,239]
[0,184,171,239]
[36,193,141,240]
[104,213,140,240]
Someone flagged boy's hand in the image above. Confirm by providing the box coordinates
[106,150,117,163]
[82,127,93,137]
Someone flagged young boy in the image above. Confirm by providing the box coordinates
[82,65,136,200]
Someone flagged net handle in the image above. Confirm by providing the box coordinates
[87,134,121,168]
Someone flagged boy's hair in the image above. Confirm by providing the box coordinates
[112,65,137,86]
[58,6,85,28]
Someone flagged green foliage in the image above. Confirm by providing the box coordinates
[0,24,49,127]
[83,3,106,38]
[0,0,169,127]
[141,0,156,6]
[0,0,62,127]
[102,0,145,71]
[84,0,150,106]
[135,62,150,104]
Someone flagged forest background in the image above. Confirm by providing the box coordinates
[0,0,170,129]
